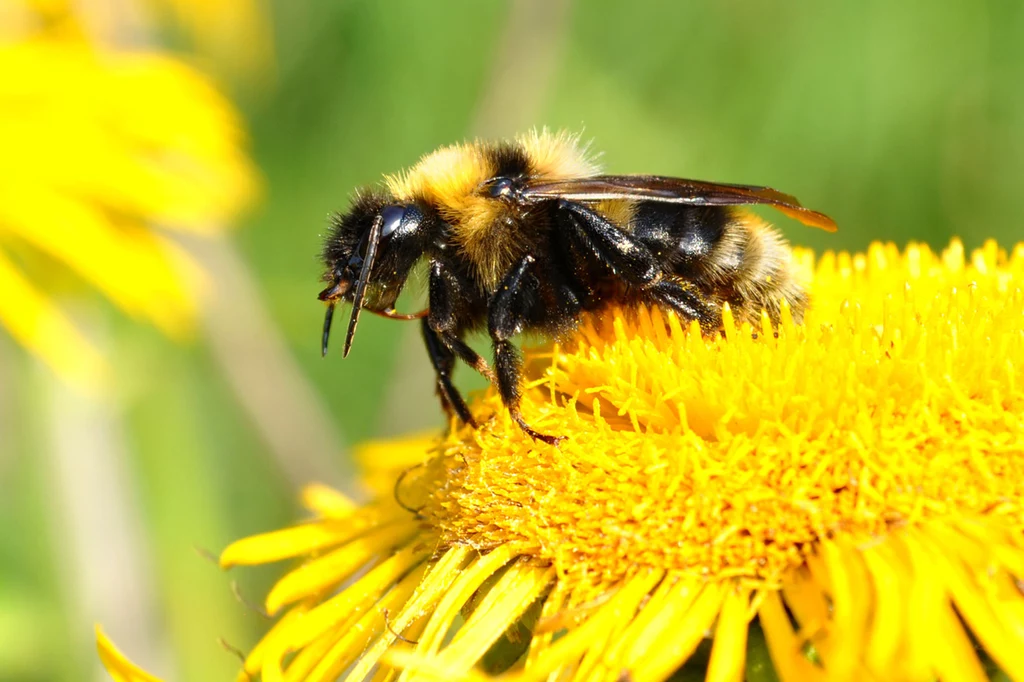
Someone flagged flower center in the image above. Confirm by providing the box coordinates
[407,241,1024,586]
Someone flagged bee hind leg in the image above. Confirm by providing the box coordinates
[649,280,722,334]
[556,199,721,332]
[556,199,663,287]
[488,255,564,446]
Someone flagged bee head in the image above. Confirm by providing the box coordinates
[319,190,431,357]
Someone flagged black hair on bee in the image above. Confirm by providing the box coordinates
[319,130,835,444]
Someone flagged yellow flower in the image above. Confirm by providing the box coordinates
[143,0,275,79]
[2,0,273,78]
[0,36,258,387]
[96,625,162,682]
[102,239,1024,681]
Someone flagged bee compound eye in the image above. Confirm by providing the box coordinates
[380,205,406,239]
[488,177,514,198]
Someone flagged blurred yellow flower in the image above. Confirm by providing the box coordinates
[102,239,1024,681]
[1,0,273,78]
[96,625,162,682]
[142,0,275,78]
[0,36,258,387]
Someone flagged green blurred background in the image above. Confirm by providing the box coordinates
[2,1,1022,680]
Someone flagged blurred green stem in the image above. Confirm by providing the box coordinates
[184,234,354,493]
[38,331,169,679]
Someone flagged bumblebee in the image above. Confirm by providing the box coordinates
[319,130,835,443]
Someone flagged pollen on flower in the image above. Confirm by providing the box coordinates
[100,240,1024,682]
[415,239,1024,587]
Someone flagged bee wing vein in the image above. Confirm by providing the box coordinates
[520,175,837,232]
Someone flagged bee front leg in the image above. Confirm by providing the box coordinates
[488,255,564,446]
[423,260,497,428]
[421,318,476,428]
[427,261,494,380]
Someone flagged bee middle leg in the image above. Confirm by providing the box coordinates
[488,255,563,446]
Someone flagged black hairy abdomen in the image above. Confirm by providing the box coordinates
[631,203,729,278]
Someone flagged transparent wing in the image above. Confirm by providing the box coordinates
[520,175,837,231]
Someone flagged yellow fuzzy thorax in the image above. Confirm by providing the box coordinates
[383,130,599,288]
[405,239,1024,587]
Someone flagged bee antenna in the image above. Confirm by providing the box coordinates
[321,302,336,357]
[343,212,384,357]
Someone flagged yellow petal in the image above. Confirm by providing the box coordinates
[305,562,430,682]
[421,562,555,678]
[410,545,516,660]
[355,431,442,498]
[517,572,670,681]
[382,649,492,682]
[301,484,357,518]
[759,591,825,682]
[815,539,872,678]
[0,247,106,388]
[238,602,313,678]
[0,187,196,336]
[95,625,163,682]
[522,578,571,672]
[604,573,685,665]
[0,41,258,227]
[279,629,340,682]
[930,601,990,682]
[0,38,262,381]
[631,581,727,682]
[220,507,400,568]
[139,0,275,80]
[706,586,752,682]
[343,546,475,682]
[916,526,1024,681]
[574,570,666,681]
[265,523,417,615]
[282,544,431,658]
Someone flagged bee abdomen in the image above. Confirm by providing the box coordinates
[697,210,807,323]
[632,204,807,324]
